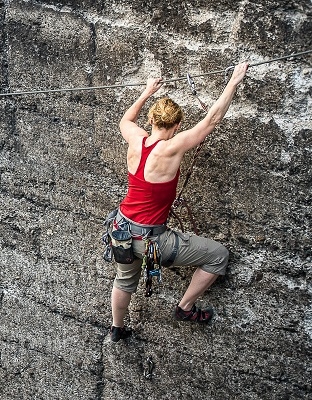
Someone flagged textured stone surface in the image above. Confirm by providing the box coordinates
[0,0,311,399]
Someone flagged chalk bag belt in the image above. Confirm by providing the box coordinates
[130,223,167,237]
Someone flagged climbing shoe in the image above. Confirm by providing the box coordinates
[110,326,132,343]
[174,304,214,324]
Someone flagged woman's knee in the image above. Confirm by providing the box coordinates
[202,244,229,275]
[216,244,229,264]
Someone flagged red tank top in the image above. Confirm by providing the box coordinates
[120,137,180,225]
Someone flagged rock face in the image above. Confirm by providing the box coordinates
[0,1,311,399]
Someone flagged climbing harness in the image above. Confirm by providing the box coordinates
[95,47,312,299]
[103,208,176,297]
[0,49,311,98]
[141,240,162,297]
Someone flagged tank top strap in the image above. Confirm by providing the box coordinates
[135,137,161,180]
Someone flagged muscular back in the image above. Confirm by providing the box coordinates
[127,134,183,183]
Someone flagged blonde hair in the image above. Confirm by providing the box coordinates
[148,97,183,129]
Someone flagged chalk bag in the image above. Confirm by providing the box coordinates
[111,230,134,264]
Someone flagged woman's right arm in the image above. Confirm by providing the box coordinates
[171,62,249,153]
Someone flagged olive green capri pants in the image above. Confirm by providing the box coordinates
[113,228,229,293]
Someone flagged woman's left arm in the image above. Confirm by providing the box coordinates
[119,78,163,142]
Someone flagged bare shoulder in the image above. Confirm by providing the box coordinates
[167,126,208,154]
[120,120,148,143]
[127,131,148,148]
[159,131,192,157]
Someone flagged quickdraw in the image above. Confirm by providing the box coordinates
[224,65,235,83]
[141,240,162,297]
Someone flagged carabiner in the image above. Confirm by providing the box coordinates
[224,65,235,83]
[186,72,197,95]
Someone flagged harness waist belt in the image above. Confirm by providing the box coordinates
[130,223,167,236]
[117,209,167,237]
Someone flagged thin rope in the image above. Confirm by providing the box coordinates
[0,49,311,98]
[169,81,209,234]
[249,49,312,67]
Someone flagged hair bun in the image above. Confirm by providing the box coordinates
[148,97,183,129]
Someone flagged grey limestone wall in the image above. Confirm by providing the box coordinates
[0,0,311,399]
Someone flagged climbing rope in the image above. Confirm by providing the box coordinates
[0,49,311,98]
[169,73,209,234]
